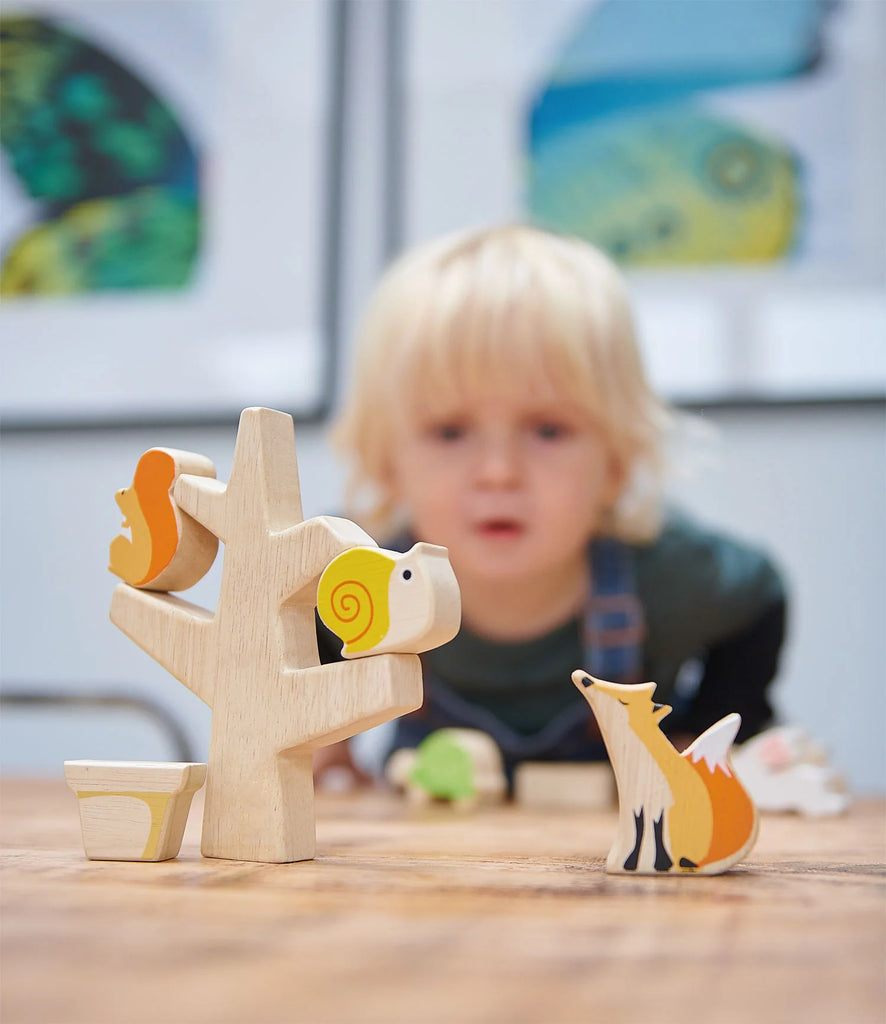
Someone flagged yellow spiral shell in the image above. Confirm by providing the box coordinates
[317,548,396,655]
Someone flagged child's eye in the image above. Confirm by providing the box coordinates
[533,421,570,441]
[428,422,467,442]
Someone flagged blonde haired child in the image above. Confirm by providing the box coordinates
[318,224,786,783]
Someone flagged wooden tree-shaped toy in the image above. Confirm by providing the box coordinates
[110,407,459,863]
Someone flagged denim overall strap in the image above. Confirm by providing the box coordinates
[391,538,646,769]
[583,537,645,684]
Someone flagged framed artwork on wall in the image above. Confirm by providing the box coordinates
[0,0,342,428]
[398,0,886,403]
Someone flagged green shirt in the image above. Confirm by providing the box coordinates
[420,510,785,738]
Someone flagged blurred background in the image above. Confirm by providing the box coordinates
[1,0,883,792]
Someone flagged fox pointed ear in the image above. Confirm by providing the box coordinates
[572,670,599,690]
[653,702,672,722]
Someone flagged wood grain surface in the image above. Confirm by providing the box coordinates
[1,779,883,1024]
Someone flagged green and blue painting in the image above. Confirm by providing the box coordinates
[0,14,201,295]
[527,0,834,265]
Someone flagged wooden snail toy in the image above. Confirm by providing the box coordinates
[317,544,461,658]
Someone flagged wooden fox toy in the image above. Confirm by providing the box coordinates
[572,670,758,875]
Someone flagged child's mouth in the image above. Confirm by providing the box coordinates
[476,519,524,539]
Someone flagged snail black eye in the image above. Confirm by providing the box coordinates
[402,570,412,581]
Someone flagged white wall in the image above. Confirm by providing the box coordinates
[668,402,886,794]
[1,2,884,794]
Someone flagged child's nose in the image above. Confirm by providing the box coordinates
[473,435,522,487]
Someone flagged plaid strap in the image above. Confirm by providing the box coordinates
[583,537,645,684]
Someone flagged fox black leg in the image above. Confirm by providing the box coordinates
[653,813,673,872]
[623,808,644,871]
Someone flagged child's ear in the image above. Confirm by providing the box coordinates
[603,452,628,507]
[377,454,402,504]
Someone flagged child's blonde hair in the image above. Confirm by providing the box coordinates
[333,224,674,543]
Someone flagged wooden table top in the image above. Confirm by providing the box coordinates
[2,778,884,1024]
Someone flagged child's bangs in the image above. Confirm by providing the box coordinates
[392,265,604,422]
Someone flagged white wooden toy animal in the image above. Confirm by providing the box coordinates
[573,671,758,875]
[731,725,850,816]
[109,407,460,863]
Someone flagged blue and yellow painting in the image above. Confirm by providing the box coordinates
[0,14,201,296]
[527,0,834,265]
